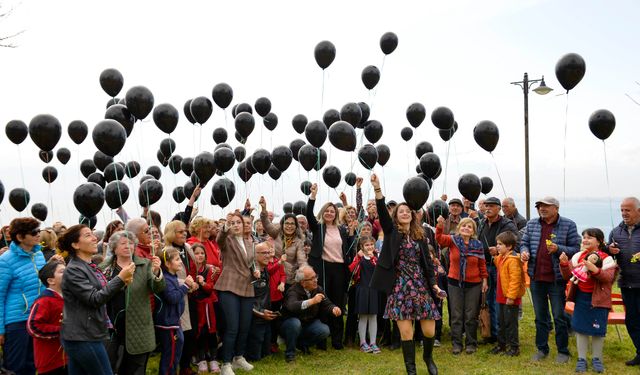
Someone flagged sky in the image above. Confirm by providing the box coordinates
[0,0,638,228]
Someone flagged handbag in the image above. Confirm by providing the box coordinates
[479,292,491,338]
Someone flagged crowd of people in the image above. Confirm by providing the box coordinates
[0,175,638,375]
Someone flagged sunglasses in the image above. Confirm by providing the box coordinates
[28,229,41,237]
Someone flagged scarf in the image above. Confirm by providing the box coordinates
[283,234,294,250]
[452,235,484,284]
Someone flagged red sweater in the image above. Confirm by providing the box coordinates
[187,237,223,285]
[436,225,488,284]
[267,258,286,302]
[27,289,67,374]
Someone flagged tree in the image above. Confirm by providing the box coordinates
[0,3,23,48]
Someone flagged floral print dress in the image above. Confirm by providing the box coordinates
[385,237,441,321]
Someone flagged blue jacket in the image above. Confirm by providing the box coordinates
[155,272,188,328]
[608,222,640,288]
[521,215,580,281]
[0,242,46,333]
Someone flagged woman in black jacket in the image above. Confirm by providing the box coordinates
[306,183,356,350]
[59,224,135,375]
[369,174,444,375]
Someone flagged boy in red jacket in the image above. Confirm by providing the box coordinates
[27,260,66,375]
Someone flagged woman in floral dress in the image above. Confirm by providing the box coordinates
[369,174,444,375]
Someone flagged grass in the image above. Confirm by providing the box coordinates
[146,289,635,375]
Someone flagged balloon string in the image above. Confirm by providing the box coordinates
[602,141,614,231]
[491,153,507,197]
[320,69,326,117]
[199,125,203,153]
[17,146,26,189]
[382,166,387,197]
[76,144,81,182]
[442,140,451,196]
[562,93,570,206]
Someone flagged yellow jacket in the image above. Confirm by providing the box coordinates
[494,251,526,300]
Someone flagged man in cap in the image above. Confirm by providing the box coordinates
[520,197,580,364]
[477,197,519,344]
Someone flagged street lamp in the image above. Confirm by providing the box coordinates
[510,73,553,220]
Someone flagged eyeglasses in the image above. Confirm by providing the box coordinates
[283,222,296,226]
[303,276,318,282]
[256,251,272,255]
[142,227,150,234]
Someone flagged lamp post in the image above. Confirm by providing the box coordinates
[510,73,553,220]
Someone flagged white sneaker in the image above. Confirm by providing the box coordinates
[221,363,235,375]
[198,360,209,374]
[209,360,221,373]
[231,356,254,371]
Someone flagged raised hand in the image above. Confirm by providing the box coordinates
[259,196,267,211]
[370,174,380,189]
[355,177,363,188]
[310,183,318,199]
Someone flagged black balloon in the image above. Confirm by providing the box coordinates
[268,165,281,180]
[406,103,426,128]
[361,65,380,90]
[183,180,196,198]
[160,138,176,158]
[9,188,30,212]
[439,125,456,142]
[363,120,383,144]
[293,201,306,215]
[236,161,253,183]
[156,150,168,167]
[234,146,246,162]
[271,146,293,172]
[214,147,235,173]
[344,172,356,186]
[314,149,327,171]
[322,165,341,188]
[105,104,135,136]
[68,120,88,145]
[234,131,246,145]
[87,172,106,188]
[93,119,127,157]
[283,202,293,214]
[358,144,378,170]
[78,215,97,229]
[125,86,154,120]
[235,112,255,139]
[431,106,455,130]
[415,141,433,159]
[6,120,28,145]
[358,103,370,128]
[0,180,4,204]
[289,139,306,161]
[56,148,70,165]
[193,151,216,186]
[298,145,320,172]
[106,98,120,108]
[328,121,356,152]
[212,83,233,109]
[215,143,232,152]
[340,102,362,128]
[235,103,253,116]
[322,109,340,128]
[555,53,586,92]
[212,179,235,208]
[255,97,271,117]
[427,200,449,222]
[251,149,271,174]
[42,166,57,183]
[31,203,47,221]
[401,127,413,141]
[314,40,336,70]
[152,103,179,134]
[473,120,499,152]
[190,96,213,124]
[480,176,493,195]
[212,128,228,144]
[402,177,430,210]
[104,163,125,182]
[99,68,124,97]
[39,150,53,163]
[138,179,163,207]
[263,112,278,131]
[184,99,196,124]
[74,183,104,217]
[172,186,186,204]
[140,174,154,184]
[168,155,183,174]
[458,173,482,202]
[380,31,399,55]
[588,109,615,140]
[419,152,441,179]
[300,181,312,195]
[181,157,194,177]
[305,120,327,148]
[292,114,308,134]
[80,159,96,178]
[417,173,433,189]
[93,151,113,172]
[105,181,129,209]
[29,114,61,152]
[146,166,162,180]
[376,144,390,166]
[126,161,141,178]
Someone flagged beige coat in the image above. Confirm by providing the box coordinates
[260,211,307,284]
[214,225,256,297]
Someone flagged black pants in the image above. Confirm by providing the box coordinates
[270,300,283,345]
[179,299,199,370]
[196,330,218,362]
[316,260,347,347]
[449,283,482,348]
[498,303,519,348]
[4,321,35,375]
[344,286,358,343]
[106,334,150,375]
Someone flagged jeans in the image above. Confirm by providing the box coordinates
[529,280,569,355]
[279,318,330,357]
[246,318,271,361]
[157,328,183,375]
[4,321,35,375]
[622,287,640,355]
[317,261,346,347]
[218,291,254,363]
[448,283,482,348]
[487,265,499,339]
[106,334,149,375]
[498,303,519,348]
[62,339,113,375]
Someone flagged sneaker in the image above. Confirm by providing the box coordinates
[285,354,296,363]
[505,347,520,356]
[531,350,548,361]
[465,345,477,354]
[231,356,254,371]
[370,344,381,354]
[209,361,221,373]
[591,358,604,373]
[198,360,208,374]
[452,345,462,355]
[556,353,570,364]
[489,345,506,355]
[626,355,640,366]
[575,358,587,373]
[433,339,441,347]
[360,343,372,353]
[221,363,235,375]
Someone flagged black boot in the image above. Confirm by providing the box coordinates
[423,337,438,375]
[401,340,417,375]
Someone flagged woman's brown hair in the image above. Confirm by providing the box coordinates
[57,224,89,258]
[392,203,424,240]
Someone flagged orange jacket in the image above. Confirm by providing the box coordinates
[494,251,526,300]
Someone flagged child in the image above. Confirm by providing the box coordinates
[27,260,67,375]
[489,232,525,356]
[560,228,617,373]
[191,243,220,374]
[348,236,380,354]
[156,248,195,375]
[266,244,285,353]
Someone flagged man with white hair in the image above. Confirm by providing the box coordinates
[126,218,153,259]
[296,215,312,241]
[608,197,640,366]
[502,198,527,230]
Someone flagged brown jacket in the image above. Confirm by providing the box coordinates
[214,226,256,297]
[260,211,307,284]
[560,251,617,309]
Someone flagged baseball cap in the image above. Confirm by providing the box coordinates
[484,197,501,206]
[448,198,463,207]
[535,196,560,207]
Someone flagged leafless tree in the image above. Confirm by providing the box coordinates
[0,2,24,48]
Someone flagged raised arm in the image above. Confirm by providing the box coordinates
[435,217,454,248]
[259,196,281,239]
[370,174,393,235]
[306,184,320,229]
